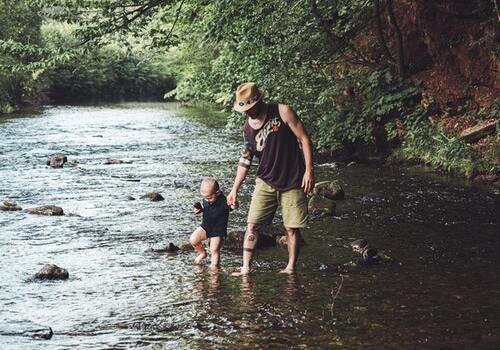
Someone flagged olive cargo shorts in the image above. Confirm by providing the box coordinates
[247,177,308,228]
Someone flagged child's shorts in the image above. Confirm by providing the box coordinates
[201,224,226,239]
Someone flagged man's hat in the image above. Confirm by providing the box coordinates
[233,82,263,112]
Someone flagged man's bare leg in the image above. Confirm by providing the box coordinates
[280,227,302,274]
[232,223,259,275]
[190,227,208,264]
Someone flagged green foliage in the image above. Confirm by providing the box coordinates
[394,109,482,177]
[0,0,46,111]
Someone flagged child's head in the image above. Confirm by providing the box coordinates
[200,178,220,203]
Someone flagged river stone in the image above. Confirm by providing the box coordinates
[313,180,345,200]
[27,327,53,340]
[144,242,180,253]
[140,192,165,201]
[103,159,132,165]
[35,264,69,280]
[46,154,67,168]
[26,205,64,216]
[308,194,336,216]
[0,201,22,211]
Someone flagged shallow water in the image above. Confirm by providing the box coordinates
[1,103,499,349]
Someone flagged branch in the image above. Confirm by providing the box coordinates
[165,0,185,43]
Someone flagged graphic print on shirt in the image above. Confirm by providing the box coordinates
[255,118,281,152]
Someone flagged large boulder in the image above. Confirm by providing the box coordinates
[26,205,64,216]
[46,154,67,168]
[308,194,336,216]
[0,201,22,211]
[140,192,165,201]
[35,264,69,280]
[313,180,345,200]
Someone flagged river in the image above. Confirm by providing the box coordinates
[0,103,499,349]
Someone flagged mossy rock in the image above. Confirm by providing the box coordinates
[313,180,345,200]
[308,194,336,216]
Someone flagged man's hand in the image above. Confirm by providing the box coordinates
[227,191,238,207]
[301,169,314,194]
[193,202,203,215]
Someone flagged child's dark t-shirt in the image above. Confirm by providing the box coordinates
[201,193,230,238]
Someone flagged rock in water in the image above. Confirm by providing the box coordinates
[0,201,22,211]
[103,159,133,165]
[145,242,180,253]
[35,264,69,280]
[308,195,336,216]
[26,205,64,216]
[27,327,53,340]
[313,180,345,200]
[140,192,165,201]
[46,154,67,168]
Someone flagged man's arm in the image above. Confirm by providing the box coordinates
[279,104,314,193]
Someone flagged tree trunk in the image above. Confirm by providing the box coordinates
[386,0,406,79]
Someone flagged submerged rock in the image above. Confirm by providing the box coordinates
[103,159,133,165]
[349,239,381,263]
[140,192,165,201]
[313,180,345,200]
[126,196,136,201]
[26,205,64,216]
[27,327,53,340]
[46,154,67,168]
[145,242,179,253]
[308,194,336,216]
[35,264,69,280]
[0,201,22,211]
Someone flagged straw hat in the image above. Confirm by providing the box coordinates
[233,82,263,112]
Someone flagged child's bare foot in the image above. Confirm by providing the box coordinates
[194,252,207,264]
[279,268,296,274]
[231,267,251,276]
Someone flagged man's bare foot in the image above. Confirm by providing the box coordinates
[279,268,296,274]
[194,252,207,264]
[231,267,251,276]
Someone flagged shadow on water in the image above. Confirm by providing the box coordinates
[0,103,499,349]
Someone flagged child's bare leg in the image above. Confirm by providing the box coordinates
[190,227,208,264]
[209,236,222,269]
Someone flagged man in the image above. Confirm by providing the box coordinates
[227,82,314,275]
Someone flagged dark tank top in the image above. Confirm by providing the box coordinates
[242,104,305,191]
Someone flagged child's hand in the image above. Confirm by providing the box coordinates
[193,201,203,214]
